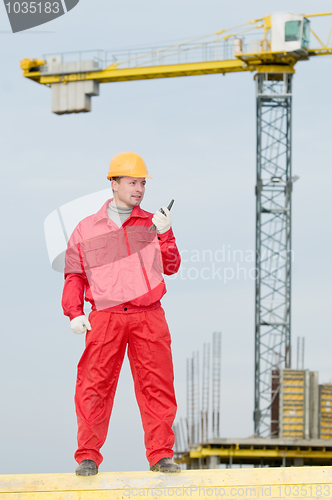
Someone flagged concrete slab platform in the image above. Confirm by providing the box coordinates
[1,466,332,499]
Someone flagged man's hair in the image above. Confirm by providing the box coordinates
[110,176,124,192]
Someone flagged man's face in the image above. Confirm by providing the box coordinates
[112,176,146,208]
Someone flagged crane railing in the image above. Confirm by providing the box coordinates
[41,37,248,74]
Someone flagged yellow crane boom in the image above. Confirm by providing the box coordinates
[21,13,332,89]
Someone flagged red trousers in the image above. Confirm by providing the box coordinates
[74,306,177,467]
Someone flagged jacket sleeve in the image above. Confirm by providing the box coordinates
[61,224,88,321]
[158,227,181,276]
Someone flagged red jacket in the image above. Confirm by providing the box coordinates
[62,199,181,320]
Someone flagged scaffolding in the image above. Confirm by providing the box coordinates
[186,351,200,446]
[212,332,222,438]
[201,343,210,443]
[183,333,222,448]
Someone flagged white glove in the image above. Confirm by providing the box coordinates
[152,206,172,234]
[70,315,92,335]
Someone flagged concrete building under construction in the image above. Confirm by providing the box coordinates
[174,334,332,469]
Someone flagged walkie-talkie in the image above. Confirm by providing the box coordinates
[149,199,174,232]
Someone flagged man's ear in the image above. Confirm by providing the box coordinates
[111,180,118,192]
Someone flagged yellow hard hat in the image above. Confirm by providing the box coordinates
[107,152,152,180]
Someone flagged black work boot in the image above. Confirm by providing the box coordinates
[150,457,181,473]
[75,459,98,476]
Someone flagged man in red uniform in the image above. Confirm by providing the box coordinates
[62,152,181,476]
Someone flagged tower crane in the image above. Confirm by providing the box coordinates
[21,12,332,438]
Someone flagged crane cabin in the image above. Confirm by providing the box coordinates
[271,12,310,55]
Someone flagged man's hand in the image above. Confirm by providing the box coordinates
[70,315,92,335]
[152,206,172,234]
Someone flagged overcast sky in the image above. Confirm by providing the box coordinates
[1,0,331,475]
